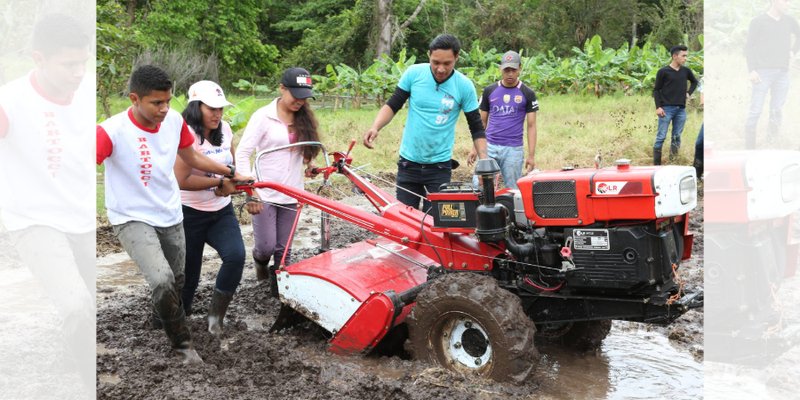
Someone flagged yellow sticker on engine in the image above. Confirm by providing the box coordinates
[439,202,466,221]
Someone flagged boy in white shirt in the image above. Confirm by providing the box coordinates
[97,65,247,363]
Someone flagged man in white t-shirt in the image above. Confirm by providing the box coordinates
[0,13,95,392]
[97,65,248,363]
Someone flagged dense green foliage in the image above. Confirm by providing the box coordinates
[97,0,704,116]
[97,1,141,117]
[139,0,279,78]
[313,35,703,107]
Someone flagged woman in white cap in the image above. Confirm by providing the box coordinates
[174,80,245,337]
[235,67,321,296]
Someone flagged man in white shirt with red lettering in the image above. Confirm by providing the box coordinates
[97,65,247,363]
[0,13,95,393]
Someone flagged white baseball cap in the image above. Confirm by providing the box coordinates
[187,80,232,108]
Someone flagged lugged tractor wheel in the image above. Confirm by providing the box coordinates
[407,273,538,382]
[537,320,612,351]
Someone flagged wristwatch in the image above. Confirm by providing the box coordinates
[225,164,236,178]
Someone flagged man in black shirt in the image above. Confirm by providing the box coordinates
[652,45,699,165]
[744,0,800,149]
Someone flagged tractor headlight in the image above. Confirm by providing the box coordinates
[680,176,696,205]
[781,164,800,203]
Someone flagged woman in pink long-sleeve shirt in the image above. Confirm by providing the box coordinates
[235,67,321,296]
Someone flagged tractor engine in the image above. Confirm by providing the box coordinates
[429,159,697,297]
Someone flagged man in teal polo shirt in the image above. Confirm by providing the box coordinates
[363,34,488,211]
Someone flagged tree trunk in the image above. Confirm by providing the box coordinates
[100,90,112,119]
[375,0,427,58]
[376,0,393,57]
[442,0,448,33]
[126,0,137,26]
[393,0,427,44]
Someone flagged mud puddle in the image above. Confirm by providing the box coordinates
[96,190,704,399]
[536,324,702,399]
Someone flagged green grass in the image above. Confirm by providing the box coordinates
[96,164,106,224]
[97,96,131,122]
[535,94,702,168]
[315,94,702,172]
[97,93,702,220]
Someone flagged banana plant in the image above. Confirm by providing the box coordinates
[308,34,703,101]
[225,96,260,132]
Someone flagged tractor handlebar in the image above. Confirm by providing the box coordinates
[238,139,357,191]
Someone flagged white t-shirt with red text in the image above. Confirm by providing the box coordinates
[0,71,95,233]
[97,108,194,227]
[180,122,234,212]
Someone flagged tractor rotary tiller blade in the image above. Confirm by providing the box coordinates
[269,304,307,333]
[273,238,431,354]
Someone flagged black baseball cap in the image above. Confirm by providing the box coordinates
[281,67,315,99]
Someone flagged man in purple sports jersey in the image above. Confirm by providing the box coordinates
[469,51,538,189]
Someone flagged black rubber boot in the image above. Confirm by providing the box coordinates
[63,309,96,392]
[150,309,163,330]
[163,312,203,364]
[207,289,234,338]
[183,297,193,317]
[669,144,680,161]
[768,123,780,142]
[653,148,662,166]
[254,257,270,282]
[693,158,703,179]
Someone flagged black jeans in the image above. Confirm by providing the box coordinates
[181,203,245,314]
[396,156,452,212]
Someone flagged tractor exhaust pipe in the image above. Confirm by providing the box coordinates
[474,159,507,242]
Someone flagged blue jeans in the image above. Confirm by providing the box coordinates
[489,143,524,189]
[396,156,452,212]
[181,203,245,314]
[745,68,790,149]
[471,144,525,189]
[654,105,687,150]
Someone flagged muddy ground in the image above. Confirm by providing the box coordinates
[96,179,705,400]
[0,222,94,399]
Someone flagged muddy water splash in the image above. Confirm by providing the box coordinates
[537,334,701,399]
